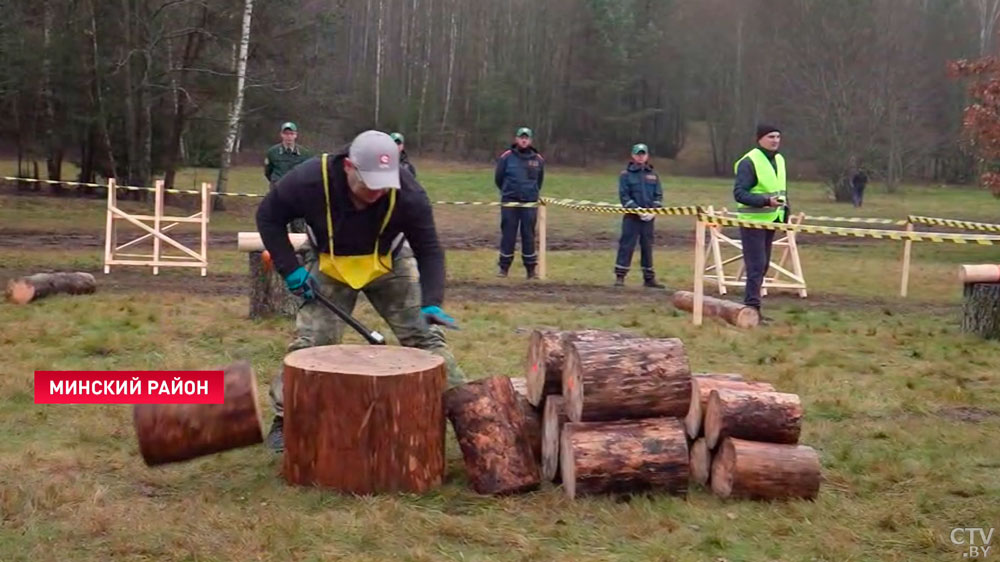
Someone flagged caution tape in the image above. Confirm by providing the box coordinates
[716,209,906,226]
[542,197,702,216]
[907,215,1000,232]
[433,200,540,207]
[700,213,1000,245]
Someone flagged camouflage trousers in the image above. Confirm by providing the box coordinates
[269,244,467,418]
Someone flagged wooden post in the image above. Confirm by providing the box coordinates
[693,219,707,326]
[103,178,117,275]
[707,207,727,296]
[901,222,914,297]
[788,212,807,297]
[537,203,547,280]
[153,180,164,275]
[200,182,210,276]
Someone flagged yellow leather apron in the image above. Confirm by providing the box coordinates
[317,153,396,289]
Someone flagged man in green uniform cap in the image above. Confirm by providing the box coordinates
[391,132,417,178]
[265,121,313,232]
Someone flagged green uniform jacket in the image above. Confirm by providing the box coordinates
[265,143,313,183]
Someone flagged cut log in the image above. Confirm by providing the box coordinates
[541,395,569,482]
[962,282,1000,340]
[6,272,96,304]
[959,264,1000,284]
[711,437,821,500]
[560,418,689,499]
[690,438,711,486]
[283,345,446,495]
[562,337,691,422]
[671,291,759,328]
[525,329,638,406]
[133,360,263,466]
[445,375,540,495]
[249,250,302,319]
[704,389,803,450]
[510,376,542,464]
[684,376,776,439]
[692,372,745,382]
[237,231,309,252]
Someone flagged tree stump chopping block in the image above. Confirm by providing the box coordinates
[562,337,692,422]
[524,329,638,406]
[684,376,776,439]
[6,272,96,304]
[510,376,542,464]
[541,395,569,482]
[133,361,263,466]
[282,345,446,495]
[248,250,302,319]
[671,291,759,328]
[711,438,821,500]
[560,418,689,499]
[445,376,541,495]
[962,282,1000,340]
[704,389,803,450]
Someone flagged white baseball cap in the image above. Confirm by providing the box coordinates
[348,130,401,190]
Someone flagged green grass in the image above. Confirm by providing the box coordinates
[1,162,1000,561]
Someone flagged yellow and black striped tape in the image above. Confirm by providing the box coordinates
[717,209,906,226]
[701,213,1000,245]
[908,215,1000,233]
[542,197,702,216]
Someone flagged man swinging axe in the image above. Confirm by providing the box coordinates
[255,130,467,452]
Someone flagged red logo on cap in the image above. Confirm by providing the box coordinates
[379,154,390,164]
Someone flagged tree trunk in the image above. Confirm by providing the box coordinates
[562,337,692,422]
[525,328,638,406]
[962,282,1000,340]
[704,389,803,450]
[711,437,821,500]
[690,437,711,487]
[671,291,760,328]
[374,0,384,124]
[41,0,63,193]
[6,272,97,304]
[216,0,255,201]
[560,418,689,499]
[440,6,457,135]
[541,395,568,482]
[444,375,540,495]
[282,345,446,494]
[509,377,542,465]
[133,361,263,466]
[684,376,775,439]
[248,251,301,319]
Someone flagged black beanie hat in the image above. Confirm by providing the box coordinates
[756,124,780,140]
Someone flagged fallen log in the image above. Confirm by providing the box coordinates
[541,395,569,482]
[704,389,803,450]
[711,437,821,500]
[684,376,776,439]
[962,282,1000,340]
[562,337,691,422]
[525,329,638,406]
[690,438,711,487]
[510,376,542,464]
[237,231,310,252]
[959,264,1000,284]
[445,376,540,495]
[6,272,96,304]
[671,291,759,328]
[133,361,263,466]
[283,345,446,495]
[561,418,688,499]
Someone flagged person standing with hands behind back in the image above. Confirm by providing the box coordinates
[733,124,789,322]
[494,127,545,279]
[614,143,665,289]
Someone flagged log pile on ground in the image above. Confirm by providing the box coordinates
[959,264,1000,340]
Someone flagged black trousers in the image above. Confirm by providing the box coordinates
[615,215,655,279]
[852,184,865,208]
[740,226,777,308]
[498,206,538,269]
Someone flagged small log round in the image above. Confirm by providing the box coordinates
[249,251,301,319]
[704,389,803,450]
[6,272,96,304]
[711,437,821,500]
[690,438,711,487]
[133,361,263,466]
[541,395,569,482]
[671,290,759,328]
[283,345,446,495]
[962,282,1000,340]
[959,264,1000,284]
[560,418,689,499]
[445,376,540,495]
[562,337,691,422]
[510,376,542,464]
[525,329,637,406]
[684,376,776,439]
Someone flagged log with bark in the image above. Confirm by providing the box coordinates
[711,437,821,500]
[541,395,569,482]
[6,272,96,304]
[684,376,776,439]
[703,389,803,450]
[524,329,638,406]
[445,375,540,495]
[248,250,301,319]
[959,264,1000,284]
[690,437,711,486]
[562,337,691,422]
[282,345,446,495]
[671,290,759,328]
[962,282,1000,340]
[133,360,263,466]
[560,417,689,499]
[510,376,542,464]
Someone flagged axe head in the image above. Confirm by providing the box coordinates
[261,250,273,273]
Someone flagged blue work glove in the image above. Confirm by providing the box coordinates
[422,306,459,330]
[285,266,315,300]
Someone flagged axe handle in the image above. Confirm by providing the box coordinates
[311,288,386,345]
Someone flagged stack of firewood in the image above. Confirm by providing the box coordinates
[444,328,821,501]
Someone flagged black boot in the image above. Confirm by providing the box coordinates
[497,265,509,278]
[614,274,625,288]
[526,265,539,280]
[643,277,665,289]
[266,416,284,452]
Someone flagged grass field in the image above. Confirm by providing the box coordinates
[1,160,999,561]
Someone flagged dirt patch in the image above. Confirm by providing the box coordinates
[937,406,999,423]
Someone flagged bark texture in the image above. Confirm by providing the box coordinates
[6,272,96,304]
[962,282,1000,340]
[684,377,775,439]
[704,389,803,450]
[711,437,821,500]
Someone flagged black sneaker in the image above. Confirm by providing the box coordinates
[266,416,284,452]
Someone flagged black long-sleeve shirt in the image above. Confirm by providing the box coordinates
[255,148,446,307]
[733,147,781,208]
